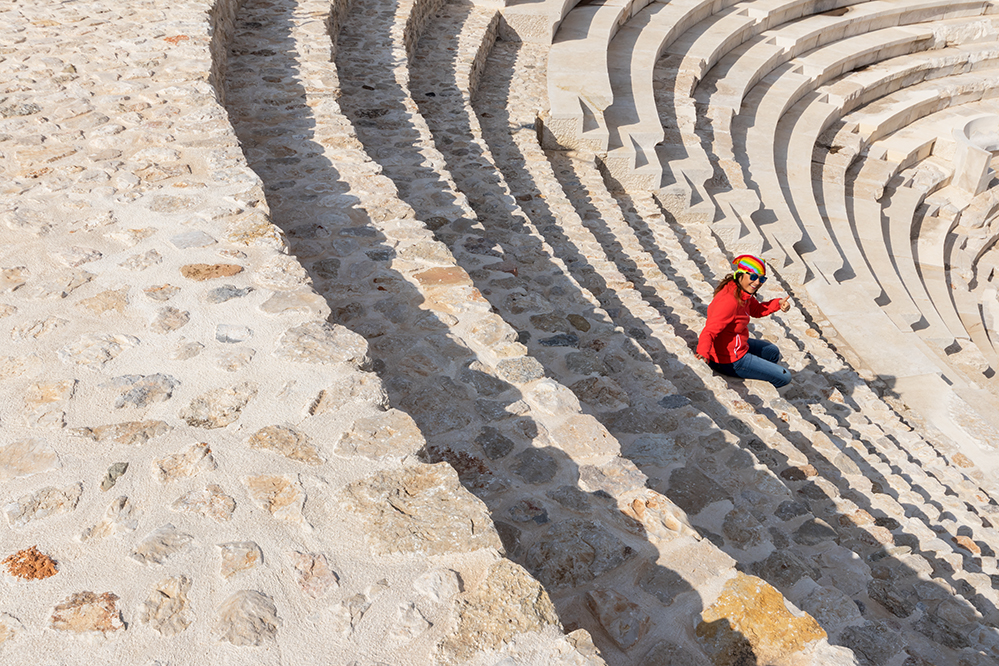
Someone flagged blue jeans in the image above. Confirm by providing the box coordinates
[709,339,791,388]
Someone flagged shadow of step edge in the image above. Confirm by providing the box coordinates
[500,0,579,44]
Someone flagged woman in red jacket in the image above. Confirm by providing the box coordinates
[696,254,792,388]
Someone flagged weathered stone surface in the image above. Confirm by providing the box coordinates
[586,589,650,650]
[642,640,704,666]
[70,421,172,446]
[275,321,370,367]
[840,621,905,666]
[570,377,630,411]
[310,373,389,415]
[180,382,258,428]
[216,324,252,343]
[496,356,545,383]
[219,542,263,579]
[291,551,339,599]
[120,250,162,271]
[399,376,473,436]
[12,316,68,341]
[579,457,646,496]
[247,425,322,464]
[801,586,863,630]
[206,284,254,303]
[172,485,235,522]
[459,360,509,396]
[76,289,129,315]
[508,498,549,524]
[5,483,83,527]
[101,462,128,491]
[439,559,559,664]
[390,602,431,642]
[150,306,190,333]
[636,562,691,605]
[59,333,139,367]
[216,348,255,371]
[181,263,244,281]
[476,426,516,459]
[750,550,819,589]
[140,576,192,636]
[113,373,179,408]
[25,379,76,426]
[343,463,500,555]
[0,439,59,481]
[144,284,180,301]
[696,574,826,666]
[793,518,838,546]
[335,409,423,460]
[132,524,194,565]
[546,485,592,513]
[623,434,684,468]
[215,590,280,646]
[50,592,124,635]
[155,443,217,482]
[414,569,461,603]
[512,448,558,483]
[80,496,138,541]
[245,475,307,525]
[525,519,632,588]
[549,414,618,459]
[664,466,730,514]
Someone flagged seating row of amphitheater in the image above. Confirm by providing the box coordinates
[2,0,999,664]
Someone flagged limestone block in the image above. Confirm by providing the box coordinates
[342,463,500,555]
[0,438,59,481]
[50,592,124,635]
[524,519,632,588]
[59,333,139,368]
[275,321,370,368]
[291,551,338,598]
[219,542,263,579]
[0,613,23,646]
[696,574,825,666]
[132,524,194,565]
[112,373,180,408]
[439,559,560,664]
[246,425,323,464]
[140,576,192,636]
[585,589,650,651]
[245,475,307,526]
[215,590,280,646]
[335,409,424,460]
[548,414,618,460]
[414,569,462,603]
[180,382,258,428]
[79,496,139,541]
[72,420,171,446]
[171,485,236,522]
[5,483,83,527]
[155,443,217,482]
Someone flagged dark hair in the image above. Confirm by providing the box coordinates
[714,273,753,302]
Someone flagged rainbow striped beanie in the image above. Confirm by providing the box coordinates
[733,254,765,278]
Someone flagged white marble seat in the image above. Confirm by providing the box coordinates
[545,0,657,151]
[501,0,583,43]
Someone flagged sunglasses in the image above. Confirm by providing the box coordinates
[742,272,767,284]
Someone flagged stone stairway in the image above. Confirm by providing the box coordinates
[474,20,999,666]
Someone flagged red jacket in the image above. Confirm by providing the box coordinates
[697,281,782,363]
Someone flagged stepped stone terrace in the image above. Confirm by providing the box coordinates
[3,0,999,664]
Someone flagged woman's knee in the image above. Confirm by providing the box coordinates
[772,367,792,388]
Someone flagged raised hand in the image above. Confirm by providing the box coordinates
[779,296,791,313]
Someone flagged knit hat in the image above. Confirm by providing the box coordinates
[733,254,765,278]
